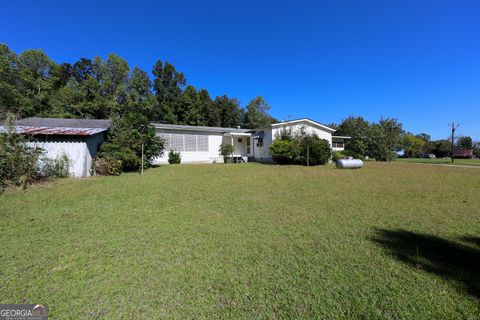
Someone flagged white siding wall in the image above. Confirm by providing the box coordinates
[253,122,333,162]
[155,129,225,164]
[271,123,332,145]
[27,133,105,177]
[252,127,273,162]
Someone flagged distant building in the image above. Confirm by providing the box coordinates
[453,149,473,159]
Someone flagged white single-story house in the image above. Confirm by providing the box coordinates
[2,117,349,177]
[5,117,111,177]
[154,118,349,164]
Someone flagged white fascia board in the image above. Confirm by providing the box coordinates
[271,119,336,133]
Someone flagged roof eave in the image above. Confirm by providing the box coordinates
[271,118,336,132]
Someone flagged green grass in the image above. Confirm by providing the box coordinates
[1,163,480,319]
[397,157,480,166]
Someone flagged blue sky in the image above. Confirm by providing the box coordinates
[1,0,479,139]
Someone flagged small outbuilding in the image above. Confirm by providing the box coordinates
[11,117,111,177]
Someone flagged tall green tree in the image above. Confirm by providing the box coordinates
[214,95,243,128]
[431,140,451,158]
[199,89,219,127]
[402,134,427,158]
[59,54,131,119]
[366,118,403,161]
[65,57,107,118]
[152,60,186,123]
[242,96,275,129]
[336,116,370,157]
[101,53,130,114]
[0,44,31,117]
[125,67,155,117]
[456,136,473,149]
[18,49,57,116]
[179,85,204,125]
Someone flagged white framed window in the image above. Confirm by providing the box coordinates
[332,142,344,148]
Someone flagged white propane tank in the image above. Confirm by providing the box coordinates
[336,158,363,169]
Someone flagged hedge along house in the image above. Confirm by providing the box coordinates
[153,118,349,164]
[6,118,111,177]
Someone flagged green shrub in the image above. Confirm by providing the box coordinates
[94,156,122,176]
[332,151,346,162]
[297,134,331,165]
[270,131,331,166]
[99,112,164,172]
[168,150,181,164]
[269,139,300,164]
[39,153,70,178]
[342,149,365,160]
[0,115,43,191]
[219,144,234,163]
[98,142,141,172]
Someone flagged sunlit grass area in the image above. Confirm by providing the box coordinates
[1,163,479,318]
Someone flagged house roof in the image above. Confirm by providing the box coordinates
[4,117,111,136]
[152,123,251,134]
[270,118,336,132]
[15,117,111,129]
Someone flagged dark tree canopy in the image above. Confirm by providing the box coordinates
[456,136,473,149]
[0,43,276,129]
[336,116,370,157]
[152,60,186,123]
[214,95,243,128]
[242,96,276,129]
[337,116,404,161]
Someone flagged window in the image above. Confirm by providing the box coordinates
[246,137,251,154]
[238,138,242,142]
[332,142,344,148]
[158,132,209,152]
[257,138,263,147]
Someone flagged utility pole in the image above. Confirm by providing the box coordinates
[449,122,459,163]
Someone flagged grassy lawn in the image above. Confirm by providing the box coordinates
[397,157,480,166]
[1,163,479,318]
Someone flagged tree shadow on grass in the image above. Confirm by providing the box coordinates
[371,229,480,299]
[459,236,480,248]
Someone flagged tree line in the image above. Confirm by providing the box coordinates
[332,116,404,161]
[0,43,276,129]
[401,133,479,158]
[332,116,480,160]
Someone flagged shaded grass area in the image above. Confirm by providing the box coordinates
[397,158,480,166]
[371,229,480,298]
[1,163,480,318]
